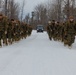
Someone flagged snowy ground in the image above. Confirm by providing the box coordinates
[0,30,76,75]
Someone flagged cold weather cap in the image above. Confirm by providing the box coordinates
[69,16,74,19]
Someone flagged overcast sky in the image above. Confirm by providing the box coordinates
[15,0,48,16]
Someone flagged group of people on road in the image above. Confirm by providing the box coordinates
[1,12,76,48]
[0,13,32,47]
[47,16,76,48]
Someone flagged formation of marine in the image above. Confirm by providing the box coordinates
[0,13,32,47]
[47,16,76,48]
[0,12,76,48]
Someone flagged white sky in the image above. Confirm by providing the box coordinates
[15,0,49,15]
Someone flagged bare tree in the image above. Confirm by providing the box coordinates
[20,0,26,21]
[7,0,20,19]
[24,13,30,24]
[46,0,76,21]
[0,0,3,13]
[0,0,3,8]
[71,0,75,17]
[63,0,76,19]
[46,1,53,21]
[67,0,70,19]
[46,0,63,21]
[56,0,62,21]
[32,3,48,30]
[34,3,47,25]
[5,0,8,16]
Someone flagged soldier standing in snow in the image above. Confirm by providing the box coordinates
[50,20,56,40]
[0,14,8,46]
[0,14,3,46]
[2,16,8,45]
[47,21,52,40]
[27,24,32,36]
[64,16,76,47]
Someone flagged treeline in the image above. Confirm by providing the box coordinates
[0,0,76,29]
[0,0,20,20]
[27,0,76,29]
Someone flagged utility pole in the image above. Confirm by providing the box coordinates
[31,11,34,28]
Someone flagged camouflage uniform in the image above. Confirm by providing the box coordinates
[0,14,3,46]
[54,22,61,41]
[50,20,56,40]
[12,20,20,42]
[12,21,15,42]
[7,19,14,44]
[47,21,52,40]
[64,19,76,47]
[61,23,65,42]
[20,22,24,39]
[0,14,8,46]
[57,22,63,41]
[23,23,28,39]
[2,16,8,45]
[16,20,21,41]
[27,25,32,36]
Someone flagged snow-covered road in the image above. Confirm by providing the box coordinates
[0,31,76,75]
